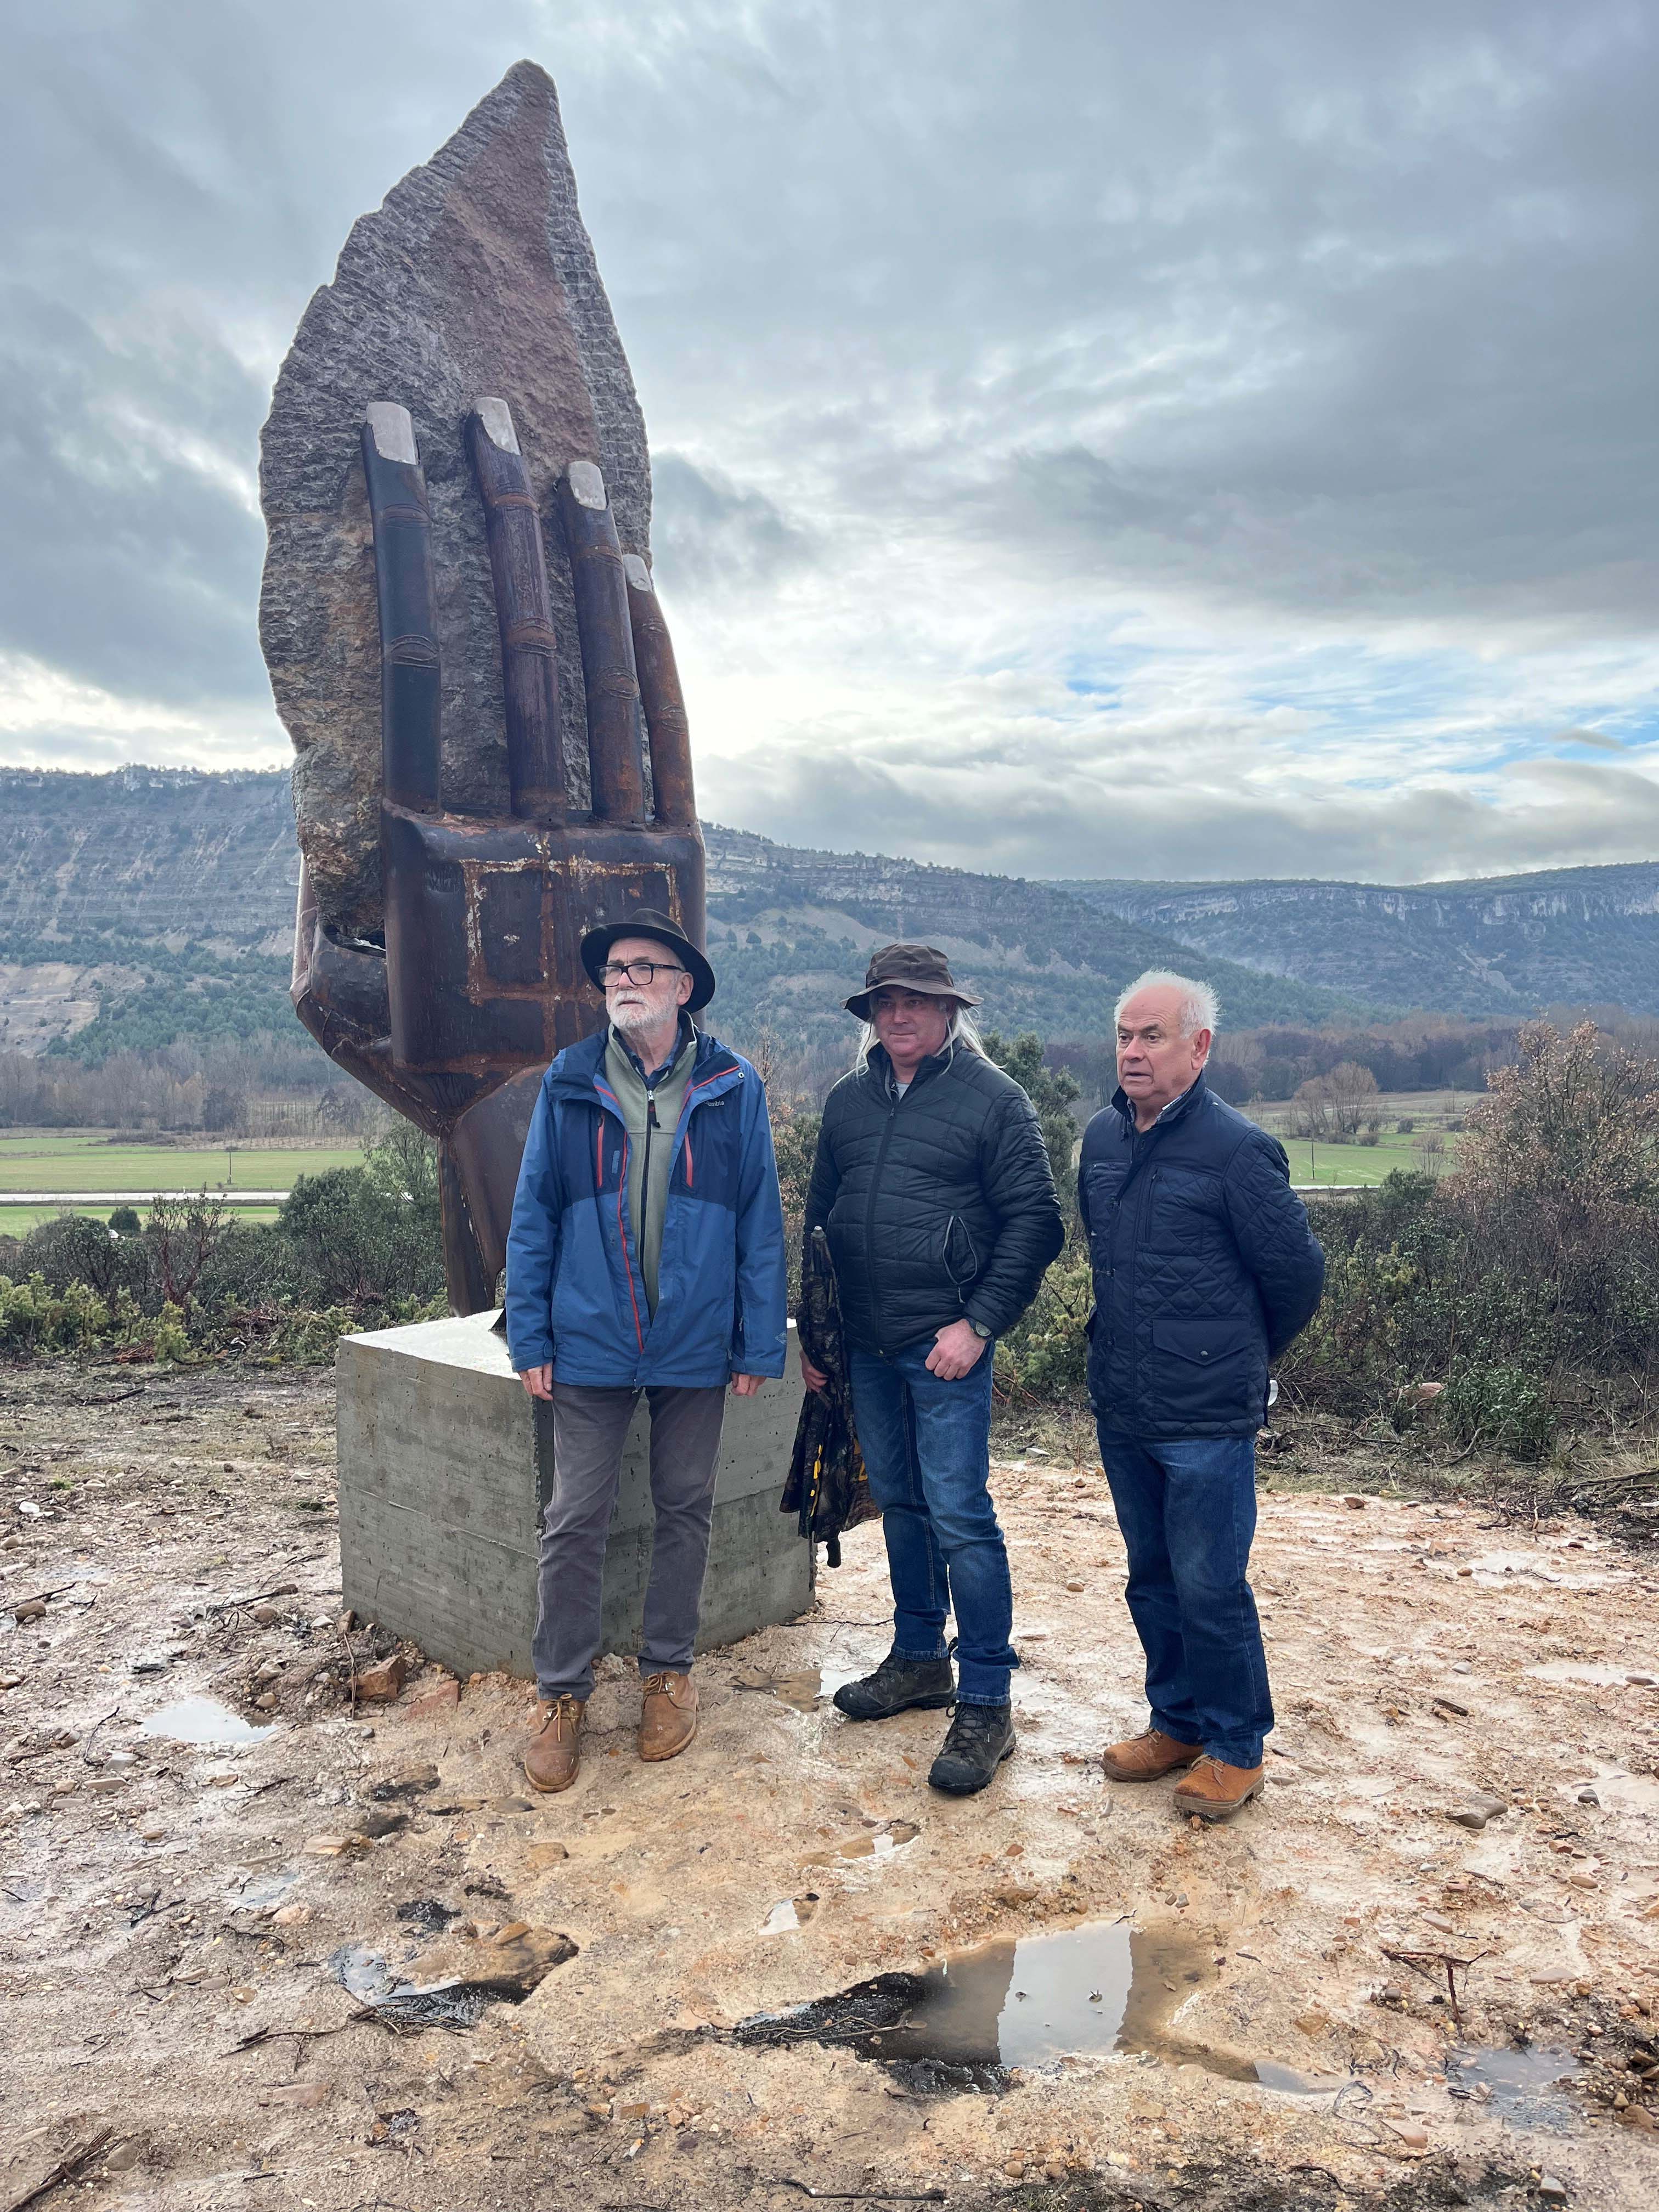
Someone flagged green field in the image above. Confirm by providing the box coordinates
[0,1202,284,1232]
[0,1131,364,1193]
[1246,1094,1465,1186]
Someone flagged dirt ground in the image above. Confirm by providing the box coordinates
[3,1357,1659,2212]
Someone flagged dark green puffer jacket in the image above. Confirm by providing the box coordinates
[803,1043,1065,1357]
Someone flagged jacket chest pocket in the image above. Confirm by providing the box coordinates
[1143,1166,1223,1250]
[673,1094,736,1200]
[1083,1159,1131,1246]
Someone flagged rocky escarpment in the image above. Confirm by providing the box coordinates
[1061,866,1659,1017]
[0,768,298,951]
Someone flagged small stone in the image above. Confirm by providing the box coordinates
[1393,2126,1429,2151]
[1620,2106,1656,2131]
[250,1605,281,1627]
[88,1776,127,1796]
[408,1678,461,1720]
[272,1904,312,1927]
[255,1693,278,1711]
[1537,2175,1569,2199]
[1342,1494,1368,1509]
[1447,1791,1506,1831]
[1065,1580,1085,1593]
[353,1655,408,1704]
[12,1599,46,1622]
[302,1833,368,1857]
[526,1841,569,1869]
[337,1609,356,1633]
[0,1671,22,1690]
[139,1823,167,1842]
[261,2081,331,2109]
[128,1655,169,1676]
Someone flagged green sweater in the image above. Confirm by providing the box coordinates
[604,1023,696,1314]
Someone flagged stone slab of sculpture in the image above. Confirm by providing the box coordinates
[257,60,704,1311]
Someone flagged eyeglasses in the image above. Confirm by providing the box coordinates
[599,960,687,987]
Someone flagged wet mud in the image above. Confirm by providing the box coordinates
[3,1362,1658,2209]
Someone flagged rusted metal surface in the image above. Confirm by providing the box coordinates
[291,397,704,1313]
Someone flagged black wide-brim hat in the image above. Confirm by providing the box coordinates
[579,908,716,1012]
[844,941,978,1020]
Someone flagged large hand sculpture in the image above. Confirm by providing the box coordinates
[291,399,702,1312]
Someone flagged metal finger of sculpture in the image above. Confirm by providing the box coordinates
[258,63,704,1313]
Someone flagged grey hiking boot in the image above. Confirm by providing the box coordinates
[928,1702,1015,1794]
[833,1651,956,1722]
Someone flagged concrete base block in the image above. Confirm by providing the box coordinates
[336,1311,812,1681]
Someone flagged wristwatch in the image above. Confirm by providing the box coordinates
[967,1319,992,1341]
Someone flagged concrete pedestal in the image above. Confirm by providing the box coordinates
[336,1311,812,1681]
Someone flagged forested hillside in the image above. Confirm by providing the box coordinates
[0,770,1344,1066]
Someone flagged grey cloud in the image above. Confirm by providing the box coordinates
[1554,726,1627,752]
[1,0,1656,881]
[651,454,818,603]
[702,744,1659,888]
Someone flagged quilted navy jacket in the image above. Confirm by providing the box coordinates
[1078,1075,1324,1438]
[804,1042,1064,1356]
[504,1026,787,1388]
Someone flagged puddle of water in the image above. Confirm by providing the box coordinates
[1527,1662,1650,1688]
[757,1666,861,1711]
[141,1696,275,1747]
[226,1866,301,1914]
[327,1940,562,2030]
[395,1898,464,1936]
[1447,2044,1577,2126]
[761,1895,820,1934]
[734,1920,1328,2096]
[803,1821,919,1867]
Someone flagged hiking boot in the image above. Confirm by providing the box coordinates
[639,1671,699,1762]
[523,1694,584,1793]
[833,1651,956,1722]
[1172,1756,1264,1824]
[928,1702,1015,1795]
[1102,1726,1203,1782]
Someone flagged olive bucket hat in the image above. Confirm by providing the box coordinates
[843,942,979,1020]
[579,907,716,1012]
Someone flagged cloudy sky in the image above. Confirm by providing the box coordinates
[2,1,1656,884]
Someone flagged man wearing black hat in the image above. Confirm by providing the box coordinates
[504,911,787,1793]
[801,945,1064,1793]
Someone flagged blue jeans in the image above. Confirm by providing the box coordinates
[1098,1430,1272,1768]
[849,1340,1017,1707]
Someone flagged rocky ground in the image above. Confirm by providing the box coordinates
[3,1357,1658,2212]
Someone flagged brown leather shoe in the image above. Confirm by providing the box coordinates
[639,1670,698,1762]
[523,1694,584,1793]
[1172,1755,1264,1822]
[1102,1726,1204,1782]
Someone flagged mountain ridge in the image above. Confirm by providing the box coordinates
[0,768,1654,1058]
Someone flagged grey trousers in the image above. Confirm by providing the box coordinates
[532,1381,727,1702]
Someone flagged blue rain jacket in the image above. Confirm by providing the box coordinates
[504,1026,788,1388]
